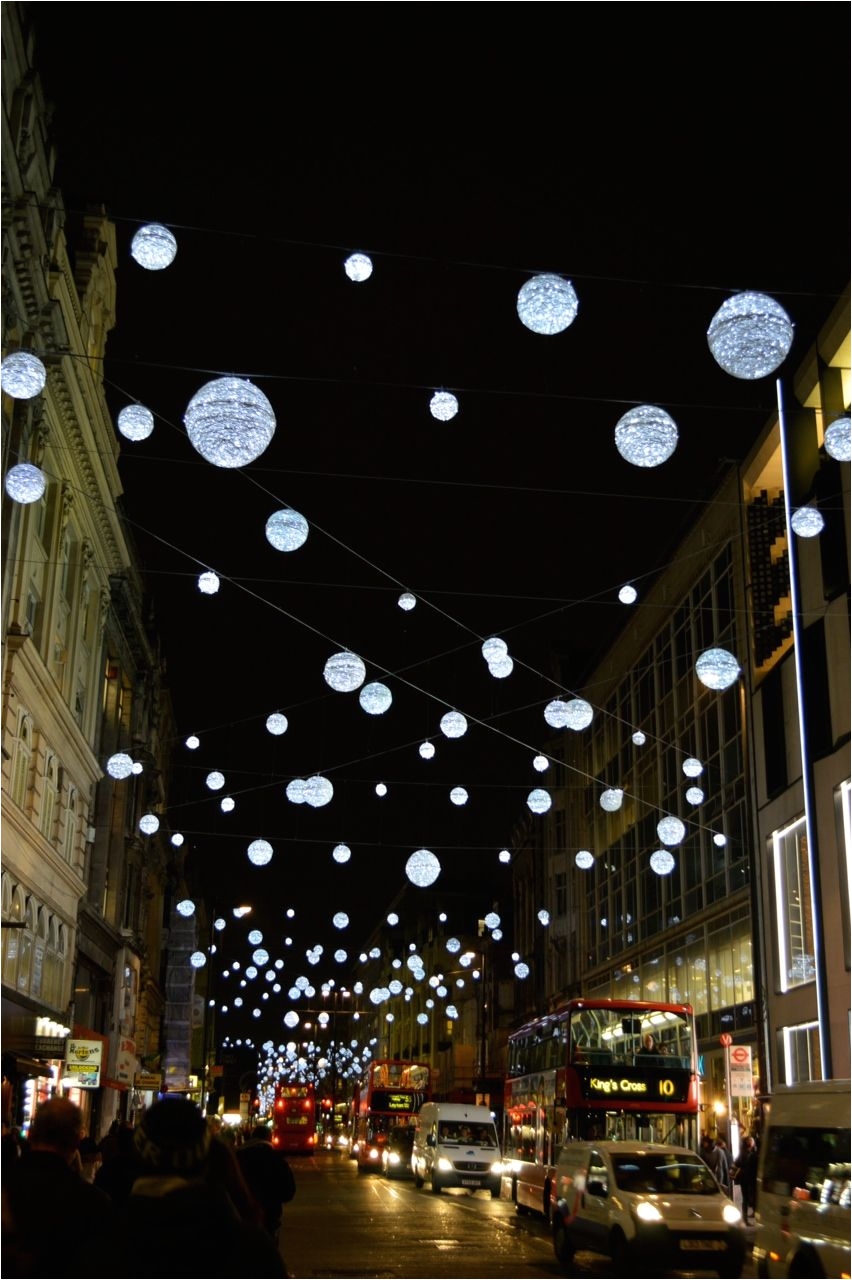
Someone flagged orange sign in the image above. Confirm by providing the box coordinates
[719,1033,732,1046]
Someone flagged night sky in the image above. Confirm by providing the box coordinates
[25,4,850,1036]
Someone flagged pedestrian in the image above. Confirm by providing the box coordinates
[120,1096,286,1278]
[710,1136,733,1194]
[699,1133,716,1168]
[732,1135,758,1222]
[1,1096,123,1277]
[236,1126,297,1257]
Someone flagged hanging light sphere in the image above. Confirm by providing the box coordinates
[450,786,468,806]
[332,843,351,864]
[189,951,207,969]
[618,584,638,604]
[707,291,794,380]
[615,405,679,468]
[332,912,349,930]
[1,351,47,399]
[406,848,441,887]
[445,937,461,954]
[139,813,159,835]
[334,949,347,963]
[183,376,276,468]
[544,699,570,729]
[514,961,531,979]
[713,832,728,847]
[632,730,646,746]
[517,273,579,335]
[657,815,686,846]
[498,849,511,864]
[682,757,703,777]
[284,1009,300,1028]
[221,796,235,813]
[176,899,196,918]
[791,506,825,538]
[398,591,416,611]
[131,762,143,775]
[186,735,200,750]
[484,911,501,930]
[266,712,288,735]
[106,752,134,780]
[600,788,624,812]
[265,507,309,551]
[206,771,225,791]
[130,222,177,270]
[286,778,306,804]
[533,754,549,772]
[4,462,46,503]
[247,838,273,866]
[686,786,705,805]
[419,741,436,760]
[575,849,595,870]
[527,788,552,814]
[565,698,594,731]
[488,653,514,678]
[440,710,468,739]
[248,929,263,945]
[650,849,676,875]
[117,404,154,441]
[696,647,741,691]
[429,391,459,421]
[482,637,508,661]
[324,650,366,692]
[304,775,334,807]
[170,833,184,847]
[824,416,851,462]
[344,252,373,282]
[359,681,392,715]
[375,782,388,797]
[538,909,551,926]
[197,571,220,595]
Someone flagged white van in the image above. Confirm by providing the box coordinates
[550,1140,747,1277]
[752,1078,851,1280]
[412,1102,503,1197]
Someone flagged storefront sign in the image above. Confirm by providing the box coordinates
[135,1073,162,1091]
[64,1038,103,1089]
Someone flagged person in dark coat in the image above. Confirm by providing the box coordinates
[120,1097,286,1279]
[732,1134,759,1222]
[236,1128,296,1248]
[1,1096,123,1278]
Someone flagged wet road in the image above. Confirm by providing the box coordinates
[280,1153,756,1280]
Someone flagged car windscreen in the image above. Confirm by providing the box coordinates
[612,1155,720,1195]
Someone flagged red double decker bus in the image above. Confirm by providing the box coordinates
[351,1058,431,1173]
[504,998,699,1218]
[271,1081,318,1154]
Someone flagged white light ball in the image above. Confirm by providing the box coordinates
[139,813,159,835]
[657,815,686,846]
[332,844,351,864]
[334,949,347,963]
[686,786,705,805]
[332,912,349,930]
[484,911,501,929]
[575,850,594,870]
[498,849,511,864]
[106,752,134,780]
[615,405,679,468]
[131,762,143,775]
[600,788,624,812]
[1,351,46,399]
[517,273,579,335]
[248,929,263,945]
[632,730,646,746]
[206,771,225,791]
[221,796,235,813]
[527,788,552,814]
[533,755,549,772]
[130,222,177,270]
[430,391,459,421]
[344,252,372,282]
[286,778,306,804]
[682,757,703,777]
[304,775,333,807]
[190,951,207,969]
[197,571,220,595]
[248,839,273,866]
[375,782,388,797]
[544,699,570,729]
[398,592,416,611]
[713,832,727,847]
[488,653,514,679]
[406,848,441,887]
[618,584,637,604]
[324,650,366,692]
[117,404,154,441]
[440,710,467,739]
[449,786,468,806]
[650,849,676,875]
[186,735,200,750]
[419,741,435,760]
[359,682,392,715]
[824,416,851,462]
[284,1010,300,1028]
[266,712,288,735]
[482,637,507,661]
[791,506,825,538]
[170,833,184,847]
[707,291,794,380]
[5,462,46,503]
[565,698,594,731]
[183,377,276,468]
[265,507,309,551]
[538,909,550,926]
[176,899,196,918]
[514,962,530,979]
[696,647,741,690]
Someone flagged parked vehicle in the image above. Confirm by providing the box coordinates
[381,1126,415,1179]
[550,1140,746,1277]
[412,1102,503,1197]
[752,1078,851,1279]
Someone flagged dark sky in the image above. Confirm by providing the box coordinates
[25,4,850,1036]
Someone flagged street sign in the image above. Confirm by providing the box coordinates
[719,1033,732,1046]
[730,1045,750,1066]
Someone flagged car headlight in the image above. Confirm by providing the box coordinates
[388,1152,400,1165]
[368,1146,380,1160]
[723,1203,743,1225]
[437,1156,454,1172]
[490,1161,504,1175]
[635,1200,664,1222]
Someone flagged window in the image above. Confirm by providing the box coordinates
[10,715,32,810]
[772,817,816,991]
[778,1021,822,1084]
[40,752,59,842]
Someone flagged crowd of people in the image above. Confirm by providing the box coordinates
[700,1130,759,1222]
[1,1097,296,1278]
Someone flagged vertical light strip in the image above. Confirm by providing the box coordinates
[775,381,831,1077]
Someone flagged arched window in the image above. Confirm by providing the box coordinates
[31,906,48,998]
[2,885,26,989]
[63,787,79,866]
[41,752,59,842]
[16,895,37,996]
[43,915,65,1010]
[10,714,32,810]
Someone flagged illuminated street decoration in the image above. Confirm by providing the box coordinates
[106,753,134,779]
[206,771,225,790]
[707,291,794,379]
[183,376,276,467]
[304,775,333,807]
[344,252,372,282]
[265,507,309,551]
[615,404,679,468]
[117,404,154,441]
[440,710,467,738]
[685,786,705,804]
[359,682,392,714]
[332,844,351,863]
[527,788,551,814]
[619,583,637,604]
[176,899,195,917]
[517,273,578,334]
[450,786,468,806]
[198,571,220,594]
[575,850,594,869]
[488,652,513,678]
[791,506,824,537]
[430,391,459,421]
[266,712,288,735]
[565,698,594,730]
[682,757,703,777]
[825,415,851,461]
[695,647,741,690]
[419,741,436,760]
[130,222,177,269]
[139,814,159,835]
[398,592,416,610]
[650,849,676,875]
[248,839,273,866]
[657,816,686,846]
[1,351,46,398]
[600,788,623,811]
[406,848,441,886]
[4,463,45,502]
[324,650,366,692]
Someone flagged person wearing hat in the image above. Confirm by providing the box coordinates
[122,1098,287,1278]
